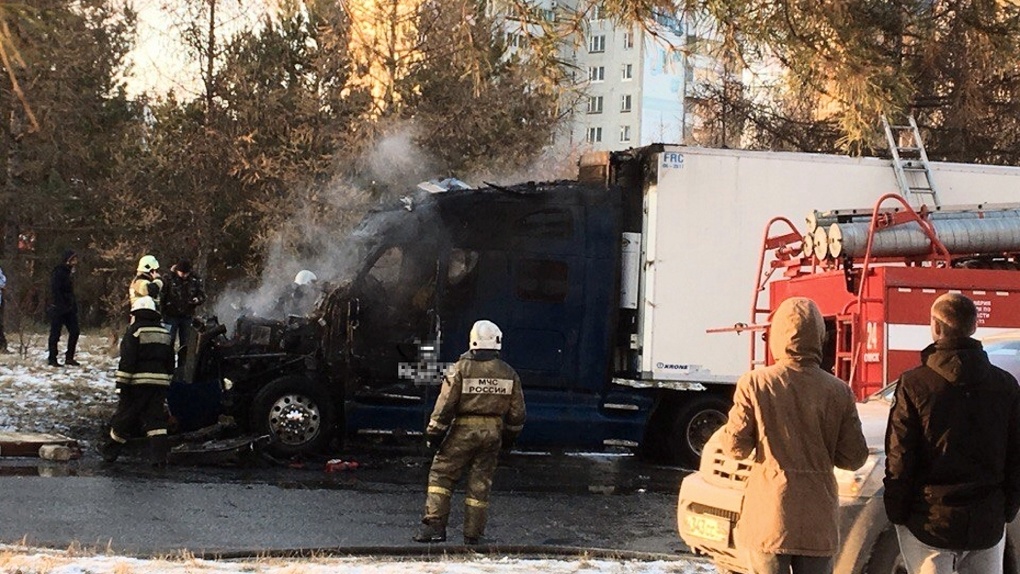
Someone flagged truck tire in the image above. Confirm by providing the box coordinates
[864,528,907,574]
[669,395,730,468]
[250,376,335,457]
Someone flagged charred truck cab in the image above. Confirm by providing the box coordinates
[186,146,744,465]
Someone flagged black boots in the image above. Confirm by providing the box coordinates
[97,440,123,463]
[149,435,169,468]
[413,521,447,543]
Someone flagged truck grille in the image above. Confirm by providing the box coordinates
[687,502,738,522]
[706,445,752,485]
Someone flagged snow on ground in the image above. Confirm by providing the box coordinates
[0,545,715,574]
[0,332,119,440]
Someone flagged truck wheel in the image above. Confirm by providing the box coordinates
[865,528,908,574]
[669,396,730,468]
[250,376,334,457]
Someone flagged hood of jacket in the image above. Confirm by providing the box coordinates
[768,297,825,365]
[921,337,990,384]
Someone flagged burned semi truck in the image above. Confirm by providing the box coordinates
[181,144,1020,466]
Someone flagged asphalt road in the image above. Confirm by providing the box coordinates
[0,447,691,557]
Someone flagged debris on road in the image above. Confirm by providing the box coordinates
[0,432,78,458]
[325,458,360,472]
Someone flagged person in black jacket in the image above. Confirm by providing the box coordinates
[97,296,175,467]
[162,258,206,352]
[47,249,80,367]
[884,293,1020,574]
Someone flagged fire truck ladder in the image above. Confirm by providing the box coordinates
[882,114,941,208]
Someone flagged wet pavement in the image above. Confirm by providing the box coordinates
[0,446,692,556]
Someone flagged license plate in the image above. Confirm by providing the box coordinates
[683,513,730,543]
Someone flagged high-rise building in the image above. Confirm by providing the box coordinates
[568,9,690,151]
[497,1,723,153]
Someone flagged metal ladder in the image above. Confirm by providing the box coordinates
[881,114,941,207]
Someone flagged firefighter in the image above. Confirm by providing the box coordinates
[280,269,318,317]
[129,255,163,311]
[98,296,175,467]
[413,319,526,545]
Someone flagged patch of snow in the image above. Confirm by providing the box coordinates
[0,545,716,574]
[0,334,119,438]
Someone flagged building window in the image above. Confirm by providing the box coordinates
[587,95,604,114]
[588,66,605,82]
[588,34,606,53]
[620,94,632,112]
[590,4,605,20]
[621,63,633,80]
[586,127,602,143]
[623,31,634,49]
[620,125,632,142]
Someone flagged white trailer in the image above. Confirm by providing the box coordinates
[631,145,1020,385]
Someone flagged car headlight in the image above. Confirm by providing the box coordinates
[833,452,884,499]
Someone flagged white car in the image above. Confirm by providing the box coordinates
[677,336,1020,574]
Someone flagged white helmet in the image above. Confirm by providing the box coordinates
[469,320,502,350]
[131,296,157,314]
[137,255,160,274]
[294,270,317,286]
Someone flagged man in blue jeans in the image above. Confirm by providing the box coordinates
[885,293,1020,574]
[161,258,206,354]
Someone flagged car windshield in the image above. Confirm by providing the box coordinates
[866,383,897,404]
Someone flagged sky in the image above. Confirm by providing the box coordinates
[127,0,270,97]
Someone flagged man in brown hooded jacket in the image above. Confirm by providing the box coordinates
[720,297,869,574]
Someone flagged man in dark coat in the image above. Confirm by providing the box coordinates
[47,249,80,367]
[0,263,9,353]
[98,296,175,467]
[162,258,206,352]
[884,293,1020,574]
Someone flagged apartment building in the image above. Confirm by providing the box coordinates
[569,8,691,151]
[497,1,723,152]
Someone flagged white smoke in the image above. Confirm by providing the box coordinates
[209,122,576,333]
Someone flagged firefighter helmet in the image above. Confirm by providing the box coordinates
[294,270,317,286]
[131,296,157,314]
[469,320,502,350]
[137,255,160,274]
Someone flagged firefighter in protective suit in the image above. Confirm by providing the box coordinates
[414,320,526,544]
[98,296,175,467]
[129,255,163,311]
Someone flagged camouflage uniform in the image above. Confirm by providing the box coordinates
[421,349,526,541]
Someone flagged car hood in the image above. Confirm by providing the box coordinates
[856,399,890,453]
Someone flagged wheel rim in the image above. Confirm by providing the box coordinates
[267,393,321,446]
[686,408,728,456]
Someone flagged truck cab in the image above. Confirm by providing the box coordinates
[185,175,712,461]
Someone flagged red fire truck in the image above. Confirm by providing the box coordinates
[748,193,1020,400]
